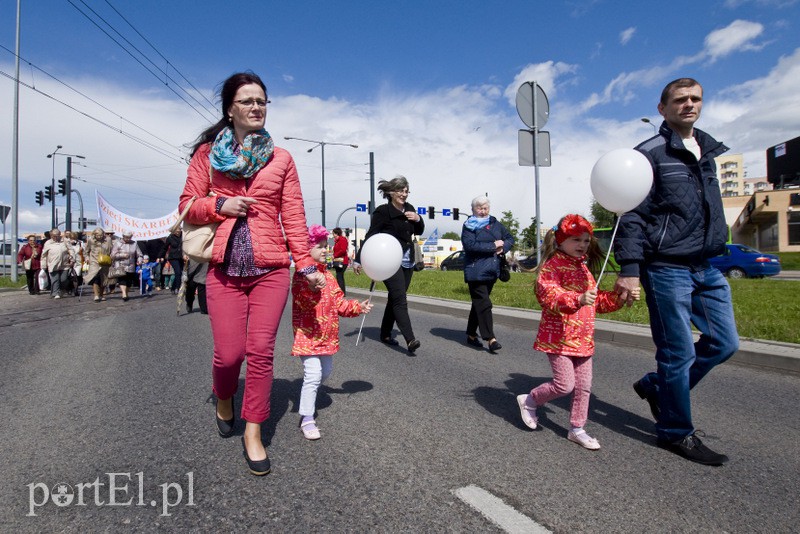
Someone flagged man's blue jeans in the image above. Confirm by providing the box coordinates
[638,265,738,443]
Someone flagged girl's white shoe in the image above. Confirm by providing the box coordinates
[300,419,321,440]
[568,428,600,450]
[516,394,538,430]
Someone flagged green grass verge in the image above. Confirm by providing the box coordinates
[345,270,800,344]
[775,251,800,270]
[0,276,27,289]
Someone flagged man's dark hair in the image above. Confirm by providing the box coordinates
[660,77,701,105]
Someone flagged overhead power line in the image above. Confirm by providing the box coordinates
[0,43,186,161]
[67,0,217,123]
[103,0,217,111]
[0,68,186,163]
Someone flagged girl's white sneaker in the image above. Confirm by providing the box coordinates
[516,394,538,430]
[568,429,600,450]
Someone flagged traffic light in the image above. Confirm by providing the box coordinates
[35,191,44,206]
[428,206,435,219]
[453,208,459,220]
[44,185,54,201]
[58,178,68,196]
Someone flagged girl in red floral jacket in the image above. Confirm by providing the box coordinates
[292,225,372,440]
[516,214,638,450]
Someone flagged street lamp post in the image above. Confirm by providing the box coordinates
[641,117,658,134]
[46,145,62,229]
[283,136,358,227]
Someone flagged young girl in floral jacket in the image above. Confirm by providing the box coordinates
[292,225,372,440]
[516,214,638,450]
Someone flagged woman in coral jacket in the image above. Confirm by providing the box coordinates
[179,72,325,477]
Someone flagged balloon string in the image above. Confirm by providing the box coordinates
[596,217,621,287]
[355,280,376,346]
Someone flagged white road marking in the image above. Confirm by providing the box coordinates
[453,485,551,534]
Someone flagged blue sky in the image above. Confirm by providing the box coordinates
[2,0,800,236]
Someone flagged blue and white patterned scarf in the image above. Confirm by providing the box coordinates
[209,126,274,179]
[464,215,490,231]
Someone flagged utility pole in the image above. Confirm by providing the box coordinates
[369,152,375,214]
[66,157,73,231]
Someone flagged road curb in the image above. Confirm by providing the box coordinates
[349,287,800,374]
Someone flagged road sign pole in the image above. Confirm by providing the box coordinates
[532,81,542,266]
[516,81,549,266]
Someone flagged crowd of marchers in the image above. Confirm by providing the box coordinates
[15,227,207,313]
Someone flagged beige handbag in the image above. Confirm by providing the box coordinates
[173,165,218,264]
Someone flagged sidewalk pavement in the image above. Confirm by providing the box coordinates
[348,287,800,375]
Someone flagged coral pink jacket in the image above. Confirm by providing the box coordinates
[534,251,623,357]
[179,143,314,271]
[291,266,363,356]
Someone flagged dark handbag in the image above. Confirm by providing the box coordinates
[498,255,511,282]
[412,239,424,271]
[108,261,128,279]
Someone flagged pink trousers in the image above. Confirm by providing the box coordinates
[207,267,289,423]
[530,354,593,429]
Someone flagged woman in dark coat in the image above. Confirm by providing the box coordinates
[354,176,424,354]
[462,195,514,353]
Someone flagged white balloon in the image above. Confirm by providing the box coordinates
[590,148,654,215]
[359,233,403,281]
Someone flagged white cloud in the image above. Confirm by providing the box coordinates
[705,47,800,176]
[703,20,764,61]
[619,27,636,46]
[724,0,799,7]
[504,61,579,105]
[575,19,765,112]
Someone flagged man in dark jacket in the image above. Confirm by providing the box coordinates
[613,78,738,467]
[159,229,184,294]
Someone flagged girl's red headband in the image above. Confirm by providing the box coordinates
[554,214,593,244]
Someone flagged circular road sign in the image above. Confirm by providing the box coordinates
[516,81,549,129]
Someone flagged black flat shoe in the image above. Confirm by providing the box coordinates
[407,339,421,353]
[488,340,502,353]
[242,437,271,476]
[466,336,483,348]
[381,337,400,346]
[215,397,235,438]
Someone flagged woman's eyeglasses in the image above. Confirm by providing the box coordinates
[234,98,270,108]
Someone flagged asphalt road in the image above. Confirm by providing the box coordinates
[1,289,798,532]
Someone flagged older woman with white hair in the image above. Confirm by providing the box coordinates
[461,195,514,353]
[84,227,113,302]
